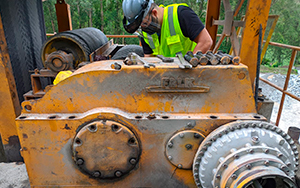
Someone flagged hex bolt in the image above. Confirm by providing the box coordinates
[248,149,254,154]
[279,139,285,146]
[246,164,251,169]
[115,171,122,177]
[76,158,84,165]
[194,133,201,139]
[216,174,221,179]
[264,160,270,166]
[130,158,136,165]
[168,155,173,160]
[251,136,259,143]
[168,142,173,148]
[179,133,184,138]
[93,171,101,178]
[264,149,269,154]
[234,154,239,159]
[280,165,288,171]
[231,174,237,179]
[187,122,193,127]
[185,144,193,150]
[178,164,183,169]
[277,153,283,158]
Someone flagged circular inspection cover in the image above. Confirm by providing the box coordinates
[72,120,140,179]
[165,130,205,169]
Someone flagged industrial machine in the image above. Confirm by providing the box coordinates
[15,53,299,187]
[1,0,300,187]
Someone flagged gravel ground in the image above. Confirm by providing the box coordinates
[1,73,300,188]
[259,73,300,132]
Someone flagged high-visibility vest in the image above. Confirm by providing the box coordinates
[142,3,197,57]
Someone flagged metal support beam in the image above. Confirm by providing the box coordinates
[205,0,221,50]
[0,14,22,162]
[55,0,72,32]
[239,0,272,85]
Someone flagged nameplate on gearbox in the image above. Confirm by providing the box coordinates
[146,76,210,93]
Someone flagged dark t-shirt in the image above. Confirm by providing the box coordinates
[141,5,205,54]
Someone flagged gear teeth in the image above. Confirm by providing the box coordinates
[276,128,282,134]
[192,121,299,188]
[263,124,270,129]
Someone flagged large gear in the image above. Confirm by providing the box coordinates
[193,121,299,188]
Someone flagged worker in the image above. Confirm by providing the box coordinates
[122,0,213,57]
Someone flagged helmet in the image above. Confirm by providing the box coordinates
[122,0,154,33]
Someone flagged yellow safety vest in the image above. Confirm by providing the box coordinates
[142,4,197,57]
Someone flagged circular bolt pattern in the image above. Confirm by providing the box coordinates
[72,120,140,179]
[193,121,298,188]
[166,130,205,169]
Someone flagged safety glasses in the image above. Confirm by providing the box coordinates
[123,0,150,33]
[123,9,145,34]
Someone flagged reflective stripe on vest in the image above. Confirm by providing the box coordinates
[142,4,196,57]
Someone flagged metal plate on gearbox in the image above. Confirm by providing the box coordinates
[165,130,205,169]
[72,120,140,179]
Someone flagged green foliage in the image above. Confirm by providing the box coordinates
[262,58,271,67]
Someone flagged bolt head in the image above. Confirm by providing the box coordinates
[231,174,237,179]
[168,142,173,148]
[187,122,193,127]
[246,164,251,169]
[194,133,201,139]
[168,155,173,160]
[185,144,192,150]
[130,158,136,165]
[179,133,184,138]
[279,140,285,145]
[115,171,122,177]
[264,160,270,166]
[76,158,84,165]
[252,136,259,143]
[178,164,182,169]
[93,171,101,178]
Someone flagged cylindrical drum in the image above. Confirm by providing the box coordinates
[41,27,108,72]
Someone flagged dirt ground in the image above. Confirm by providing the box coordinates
[0,73,300,188]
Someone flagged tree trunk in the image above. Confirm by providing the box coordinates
[47,5,56,33]
[77,2,81,28]
[89,8,92,27]
[100,0,104,31]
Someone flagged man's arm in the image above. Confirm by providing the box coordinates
[140,37,154,56]
[178,6,212,54]
[193,28,213,54]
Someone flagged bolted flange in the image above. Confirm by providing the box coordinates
[165,130,205,169]
[72,120,140,179]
